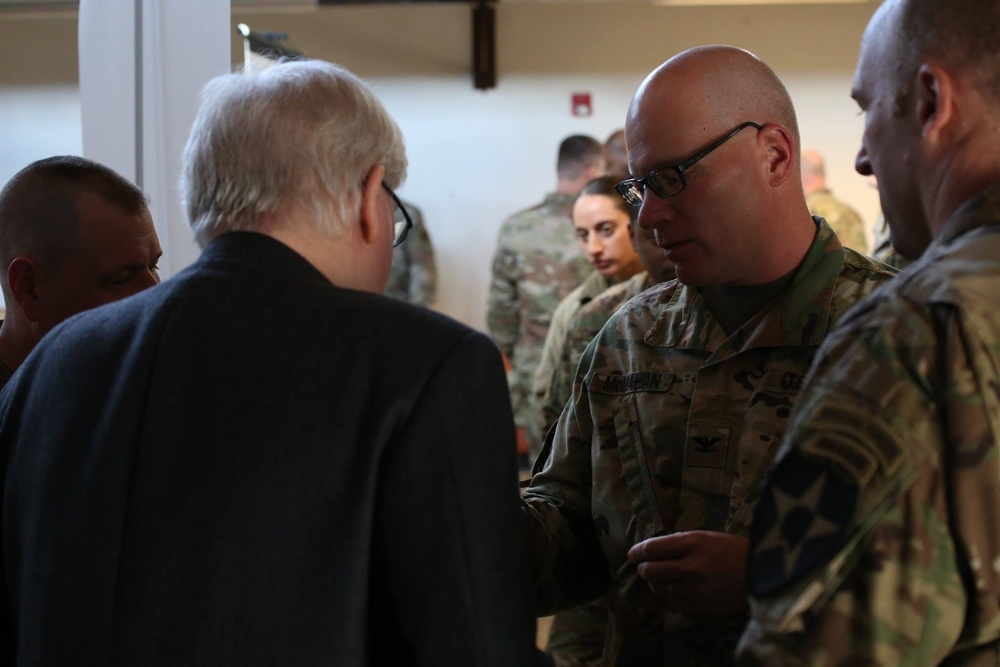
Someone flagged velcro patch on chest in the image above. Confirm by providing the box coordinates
[586,371,674,395]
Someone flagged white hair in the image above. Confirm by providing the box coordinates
[181,59,407,245]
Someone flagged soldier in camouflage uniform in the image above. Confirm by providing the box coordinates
[801,149,868,253]
[521,46,896,666]
[538,214,676,457]
[488,135,604,461]
[533,176,646,460]
[738,1,1000,664]
[383,200,437,307]
[538,206,676,667]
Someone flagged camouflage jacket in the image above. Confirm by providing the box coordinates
[536,270,656,470]
[384,202,437,307]
[807,190,868,254]
[738,185,1000,666]
[532,270,615,461]
[487,194,592,435]
[522,221,896,666]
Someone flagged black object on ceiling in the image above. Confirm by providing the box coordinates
[237,23,304,60]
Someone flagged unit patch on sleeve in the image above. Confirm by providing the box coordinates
[748,446,858,597]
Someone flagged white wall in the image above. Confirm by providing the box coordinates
[0,2,881,330]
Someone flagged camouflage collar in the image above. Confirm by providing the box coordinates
[645,219,844,357]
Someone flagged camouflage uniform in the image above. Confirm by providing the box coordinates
[538,270,656,667]
[738,186,1000,666]
[807,190,868,253]
[487,194,592,449]
[384,202,437,307]
[871,213,914,271]
[533,270,615,462]
[538,271,656,459]
[522,221,896,666]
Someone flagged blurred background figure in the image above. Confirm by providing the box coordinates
[383,199,437,307]
[604,129,629,181]
[487,134,604,467]
[801,148,868,252]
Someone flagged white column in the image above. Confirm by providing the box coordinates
[79,0,231,277]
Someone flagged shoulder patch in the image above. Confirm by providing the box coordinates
[749,447,858,597]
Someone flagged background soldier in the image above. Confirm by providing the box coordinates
[383,199,437,307]
[801,148,868,253]
[487,134,604,465]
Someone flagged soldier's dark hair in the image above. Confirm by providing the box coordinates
[896,0,1000,105]
[557,135,604,181]
[578,175,638,225]
[0,155,148,290]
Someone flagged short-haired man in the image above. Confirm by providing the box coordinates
[521,45,895,665]
[0,60,536,665]
[488,134,605,464]
[604,130,629,181]
[0,155,162,389]
[800,148,868,252]
[739,0,1000,663]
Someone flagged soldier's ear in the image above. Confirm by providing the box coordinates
[7,256,45,322]
[757,124,795,188]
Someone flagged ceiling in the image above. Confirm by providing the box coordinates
[0,0,881,9]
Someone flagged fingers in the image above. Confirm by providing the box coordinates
[627,531,695,563]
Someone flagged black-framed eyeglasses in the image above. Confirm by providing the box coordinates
[381,182,413,247]
[615,121,762,206]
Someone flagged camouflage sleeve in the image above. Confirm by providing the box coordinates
[532,294,579,452]
[522,339,611,615]
[486,242,520,359]
[536,312,606,470]
[402,206,437,307]
[537,347,574,463]
[738,303,1000,665]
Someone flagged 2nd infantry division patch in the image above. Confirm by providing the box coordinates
[748,447,858,596]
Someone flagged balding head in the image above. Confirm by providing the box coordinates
[622,46,814,287]
[890,0,1000,107]
[853,0,1000,258]
[628,46,799,158]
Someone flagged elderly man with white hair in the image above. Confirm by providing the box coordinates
[0,60,537,666]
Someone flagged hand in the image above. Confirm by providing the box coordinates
[627,530,749,615]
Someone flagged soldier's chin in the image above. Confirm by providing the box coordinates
[672,263,707,287]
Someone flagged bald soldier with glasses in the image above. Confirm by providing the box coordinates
[520,46,895,666]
